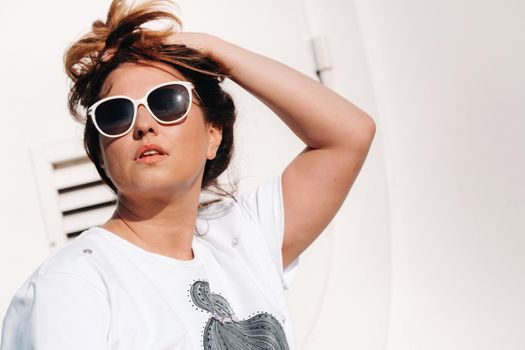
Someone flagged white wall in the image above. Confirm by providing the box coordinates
[353,0,525,349]
[0,0,390,348]
[298,0,391,349]
[0,0,89,316]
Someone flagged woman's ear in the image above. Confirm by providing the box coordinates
[207,123,223,160]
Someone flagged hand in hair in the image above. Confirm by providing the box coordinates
[165,32,218,59]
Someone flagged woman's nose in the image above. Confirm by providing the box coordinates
[133,104,158,139]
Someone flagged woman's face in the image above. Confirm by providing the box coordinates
[97,61,222,199]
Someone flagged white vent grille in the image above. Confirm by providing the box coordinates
[54,157,116,239]
[31,139,116,252]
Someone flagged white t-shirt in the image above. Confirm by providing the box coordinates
[0,172,300,350]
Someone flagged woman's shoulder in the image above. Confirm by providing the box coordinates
[2,229,112,350]
[24,228,110,294]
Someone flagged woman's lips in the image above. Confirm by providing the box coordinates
[134,143,168,164]
[135,153,167,164]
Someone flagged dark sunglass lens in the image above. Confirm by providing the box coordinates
[95,98,134,136]
[148,84,190,122]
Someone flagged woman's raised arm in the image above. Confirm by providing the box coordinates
[169,33,376,269]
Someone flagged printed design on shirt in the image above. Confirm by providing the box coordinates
[190,280,290,350]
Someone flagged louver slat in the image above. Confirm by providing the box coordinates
[53,161,101,191]
[62,204,116,235]
[58,184,115,213]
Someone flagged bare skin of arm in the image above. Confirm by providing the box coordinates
[168,33,376,269]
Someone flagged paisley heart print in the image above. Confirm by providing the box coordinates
[190,280,290,350]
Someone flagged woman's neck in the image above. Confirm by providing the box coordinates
[102,190,200,261]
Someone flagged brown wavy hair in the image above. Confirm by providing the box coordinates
[63,0,239,210]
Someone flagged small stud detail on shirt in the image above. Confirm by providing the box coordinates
[82,248,93,254]
[232,236,239,247]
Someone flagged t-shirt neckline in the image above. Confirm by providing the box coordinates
[92,226,201,267]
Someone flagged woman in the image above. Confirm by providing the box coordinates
[0,0,375,349]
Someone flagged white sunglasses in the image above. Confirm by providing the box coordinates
[87,80,200,138]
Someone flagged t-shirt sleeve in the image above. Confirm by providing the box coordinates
[238,170,300,290]
[0,272,110,350]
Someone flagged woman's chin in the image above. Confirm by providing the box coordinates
[117,186,176,204]
[110,165,202,200]
[117,179,194,200]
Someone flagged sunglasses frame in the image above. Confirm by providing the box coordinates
[87,80,199,138]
